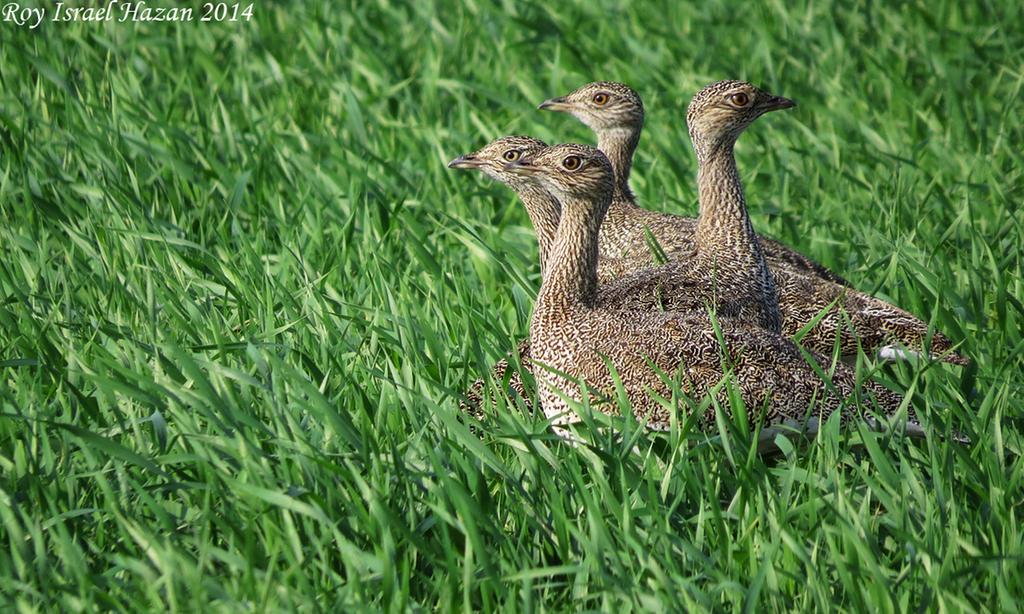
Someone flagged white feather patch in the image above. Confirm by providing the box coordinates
[877,345,925,361]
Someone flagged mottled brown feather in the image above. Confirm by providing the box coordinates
[507,143,907,432]
[541,80,966,363]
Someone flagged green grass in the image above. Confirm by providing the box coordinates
[1,0,1022,610]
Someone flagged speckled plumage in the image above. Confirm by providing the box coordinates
[448,135,640,281]
[448,125,961,415]
[541,80,966,364]
[686,80,789,331]
[507,143,907,432]
[540,80,840,281]
[448,137,603,416]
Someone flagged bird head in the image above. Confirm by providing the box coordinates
[686,80,795,158]
[538,81,644,135]
[504,143,615,208]
[447,135,548,185]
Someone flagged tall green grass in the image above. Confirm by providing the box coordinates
[1,0,1021,610]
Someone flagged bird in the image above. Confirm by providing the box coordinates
[448,87,793,339]
[684,79,790,332]
[448,136,651,414]
[505,142,914,440]
[447,136,566,414]
[448,136,556,276]
[539,80,967,365]
[537,81,839,281]
[448,82,965,415]
[448,136,640,281]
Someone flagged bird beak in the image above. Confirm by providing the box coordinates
[538,96,573,112]
[447,154,481,169]
[760,95,796,112]
[504,159,538,175]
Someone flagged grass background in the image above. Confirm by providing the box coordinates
[1,0,1022,610]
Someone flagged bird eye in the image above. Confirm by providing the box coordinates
[729,92,751,107]
[562,155,582,171]
[503,149,520,162]
[592,93,610,105]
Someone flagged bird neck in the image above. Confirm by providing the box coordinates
[694,145,761,258]
[597,127,640,204]
[513,182,561,277]
[537,195,605,311]
[693,142,781,331]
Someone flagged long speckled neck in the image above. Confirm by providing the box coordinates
[597,128,641,205]
[537,195,604,311]
[694,147,762,261]
[694,143,781,331]
[510,181,561,276]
